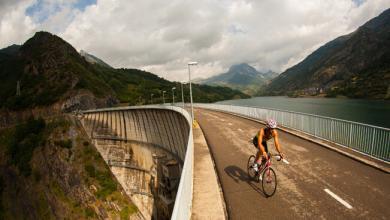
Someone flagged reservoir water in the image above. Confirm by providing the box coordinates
[217,96,390,129]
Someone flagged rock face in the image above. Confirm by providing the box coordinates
[61,91,118,113]
[265,8,390,99]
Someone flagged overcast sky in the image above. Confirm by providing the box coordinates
[1,0,389,81]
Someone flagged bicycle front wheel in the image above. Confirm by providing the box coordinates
[261,167,277,197]
[247,155,257,179]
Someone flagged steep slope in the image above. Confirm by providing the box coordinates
[0,32,116,111]
[198,63,278,95]
[264,8,390,99]
[0,115,138,219]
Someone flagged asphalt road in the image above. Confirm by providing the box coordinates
[195,109,390,220]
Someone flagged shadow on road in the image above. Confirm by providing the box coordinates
[224,165,267,198]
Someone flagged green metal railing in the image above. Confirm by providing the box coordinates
[195,103,390,162]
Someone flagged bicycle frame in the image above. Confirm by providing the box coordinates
[259,157,272,174]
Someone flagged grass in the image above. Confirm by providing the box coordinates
[84,207,96,218]
[95,169,117,199]
[84,162,117,199]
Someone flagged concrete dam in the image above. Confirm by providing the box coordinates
[80,106,191,219]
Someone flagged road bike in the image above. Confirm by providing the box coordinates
[247,153,289,197]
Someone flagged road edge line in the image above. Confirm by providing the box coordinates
[324,188,353,209]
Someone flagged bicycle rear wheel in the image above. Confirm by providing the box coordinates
[261,167,277,197]
[247,155,257,179]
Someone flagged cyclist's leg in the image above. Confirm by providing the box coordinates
[255,148,261,164]
[261,141,269,165]
[253,136,261,164]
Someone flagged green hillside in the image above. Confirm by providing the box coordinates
[263,8,390,99]
[0,32,248,112]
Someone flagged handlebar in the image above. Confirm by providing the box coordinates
[274,155,290,165]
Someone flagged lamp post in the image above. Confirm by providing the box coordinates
[181,82,185,108]
[172,87,176,105]
[151,94,154,104]
[188,61,197,121]
[162,91,166,104]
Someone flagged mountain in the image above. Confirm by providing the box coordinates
[0,31,248,113]
[198,63,278,95]
[79,50,112,68]
[263,8,390,99]
[0,31,117,112]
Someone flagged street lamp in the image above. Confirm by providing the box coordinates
[181,82,185,108]
[151,94,154,104]
[162,91,166,104]
[188,61,197,121]
[172,87,176,105]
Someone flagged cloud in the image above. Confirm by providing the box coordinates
[0,0,36,47]
[1,0,390,81]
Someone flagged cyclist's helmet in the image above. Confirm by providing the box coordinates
[266,119,277,129]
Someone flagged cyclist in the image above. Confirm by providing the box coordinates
[252,119,284,172]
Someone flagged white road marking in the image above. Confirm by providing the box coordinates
[324,189,353,209]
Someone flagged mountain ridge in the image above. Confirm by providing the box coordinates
[263,8,390,99]
[198,63,278,95]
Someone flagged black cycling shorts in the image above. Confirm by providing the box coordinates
[252,136,269,153]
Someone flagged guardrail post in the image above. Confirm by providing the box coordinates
[330,120,334,141]
[370,129,376,156]
[348,123,352,147]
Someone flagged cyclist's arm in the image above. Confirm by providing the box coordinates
[257,129,268,158]
[273,130,283,156]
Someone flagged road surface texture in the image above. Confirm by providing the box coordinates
[195,108,390,220]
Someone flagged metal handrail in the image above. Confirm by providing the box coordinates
[195,103,389,162]
[214,103,390,130]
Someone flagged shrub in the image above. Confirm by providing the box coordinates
[84,164,96,178]
[7,117,46,176]
[54,139,73,149]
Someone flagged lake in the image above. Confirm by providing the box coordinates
[217,96,390,129]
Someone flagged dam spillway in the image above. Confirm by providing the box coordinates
[80,107,191,219]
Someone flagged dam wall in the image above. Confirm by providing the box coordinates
[80,106,193,219]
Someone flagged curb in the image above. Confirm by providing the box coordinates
[192,120,228,219]
[202,109,390,174]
